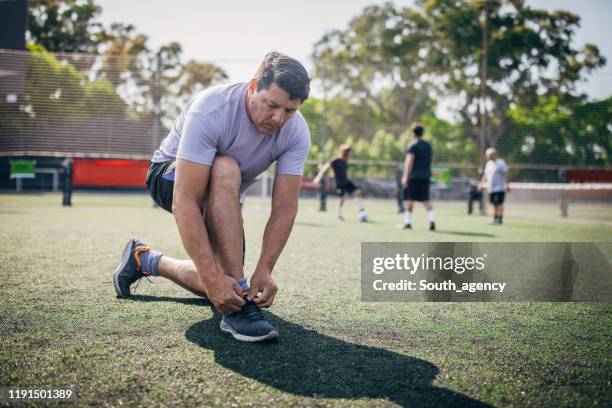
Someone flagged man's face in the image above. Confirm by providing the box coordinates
[247,81,302,134]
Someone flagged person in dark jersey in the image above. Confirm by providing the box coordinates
[401,123,436,231]
[314,144,368,222]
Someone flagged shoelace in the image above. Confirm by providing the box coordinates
[242,300,266,321]
[131,274,153,295]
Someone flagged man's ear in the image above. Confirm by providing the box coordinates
[248,79,257,94]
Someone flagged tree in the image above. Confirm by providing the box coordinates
[508,95,611,166]
[165,57,228,126]
[24,43,127,120]
[27,0,104,53]
[0,43,128,149]
[26,1,229,129]
[422,0,606,149]
[312,3,436,138]
[569,98,611,166]
[87,20,229,127]
[97,23,149,88]
[311,0,607,165]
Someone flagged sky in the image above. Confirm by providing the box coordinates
[95,0,612,100]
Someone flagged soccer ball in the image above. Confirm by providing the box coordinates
[359,211,368,222]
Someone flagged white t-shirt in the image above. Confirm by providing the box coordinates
[152,82,311,195]
[484,158,508,193]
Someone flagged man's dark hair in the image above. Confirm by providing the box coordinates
[254,52,310,102]
[411,122,425,137]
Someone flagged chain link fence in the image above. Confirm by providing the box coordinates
[1,48,610,191]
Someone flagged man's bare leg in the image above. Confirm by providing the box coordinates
[402,200,414,228]
[158,257,207,298]
[155,156,244,295]
[352,189,368,221]
[337,196,345,220]
[424,200,436,230]
[405,200,414,213]
[204,156,244,281]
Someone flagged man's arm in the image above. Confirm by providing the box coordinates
[401,153,414,188]
[478,173,487,191]
[504,173,511,193]
[312,160,332,184]
[248,174,301,307]
[478,163,489,191]
[501,161,511,192]
[173,158,245,314]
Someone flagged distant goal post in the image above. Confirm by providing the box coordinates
[508,182,612,217]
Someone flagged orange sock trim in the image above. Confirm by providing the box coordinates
[134,246,151,277]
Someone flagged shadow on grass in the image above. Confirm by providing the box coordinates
[503,222,554,230]
[0,210,24,214]
[128,294,212,307]
[184,311,491,408]
[436,230,496,238]
[294,221,330,228]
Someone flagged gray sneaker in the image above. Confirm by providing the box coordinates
[113,238,150,298]
[220,300,279,342]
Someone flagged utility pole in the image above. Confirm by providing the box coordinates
[152,52,162,208]
[153,52,162,153]
[479,0,489,170]
[319,61,329,212]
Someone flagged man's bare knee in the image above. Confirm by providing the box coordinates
[210,156,240,193]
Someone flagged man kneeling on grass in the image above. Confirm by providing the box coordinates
[112,52,311,342]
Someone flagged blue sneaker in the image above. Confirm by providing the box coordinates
[220,300,279,342]
[113,238,150,298]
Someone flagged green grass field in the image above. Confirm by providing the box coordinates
[1,193,611,407]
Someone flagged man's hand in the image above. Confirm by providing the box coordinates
[401,176,409,189]
[203,274,246,314]
[248,271,278,308]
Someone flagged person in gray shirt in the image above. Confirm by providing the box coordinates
[479,148,510,224]
[112,52,311,342]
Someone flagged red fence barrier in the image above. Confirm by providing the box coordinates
[566,169,612,183]
[73,159,149,187]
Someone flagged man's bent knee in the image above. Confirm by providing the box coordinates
[210,156,241,192]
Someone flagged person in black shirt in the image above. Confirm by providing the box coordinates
[401,123,436,230]
[314,144,368,221]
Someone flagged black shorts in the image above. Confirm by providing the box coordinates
[336,180,357,197]
[146,160,246,263]
[489,191,505,205]
[146,160,176,212]
[403,179,430,201]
